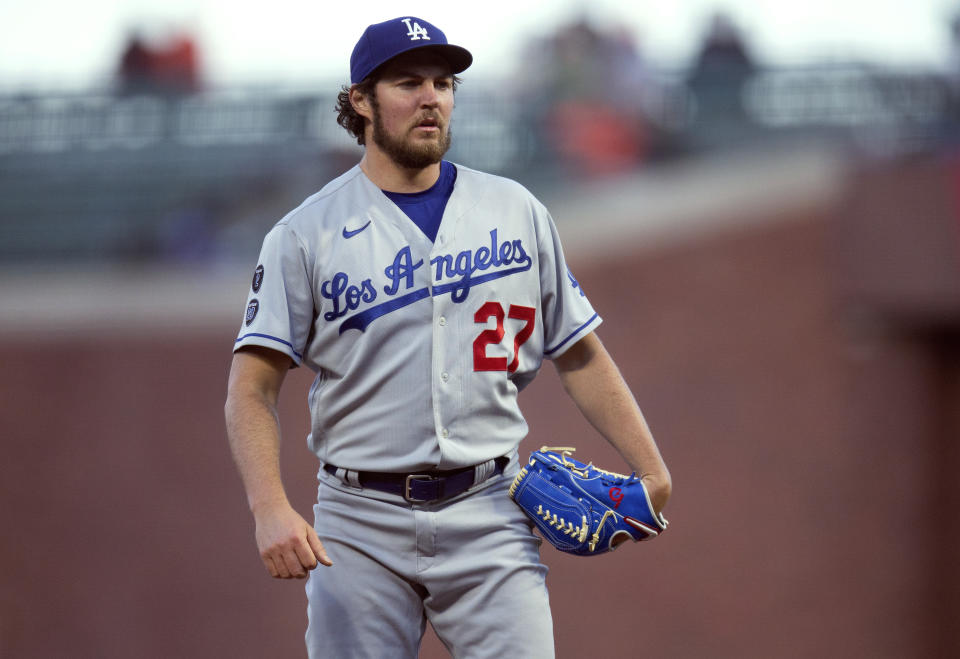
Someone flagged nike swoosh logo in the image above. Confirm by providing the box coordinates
[342,221,371,239]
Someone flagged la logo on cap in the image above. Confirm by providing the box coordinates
[349,16,472,83]
[401,18,430,41]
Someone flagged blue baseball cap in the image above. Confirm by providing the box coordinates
[350,16,473,84]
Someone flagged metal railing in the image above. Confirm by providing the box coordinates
[0,65,954,262]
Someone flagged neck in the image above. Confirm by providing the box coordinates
[359,146,442,193]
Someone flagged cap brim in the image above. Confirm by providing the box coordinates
[369,43,473,79]
[427,44,473,74]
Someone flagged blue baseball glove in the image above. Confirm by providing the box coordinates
[509,446,668,556]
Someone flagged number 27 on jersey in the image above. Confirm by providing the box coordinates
[473,302,535,373]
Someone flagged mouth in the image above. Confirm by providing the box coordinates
[414,116,441,132]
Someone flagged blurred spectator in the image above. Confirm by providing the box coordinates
[516,17,659,178]
[154,32,202,94]
[548,19,605,101]
[547,103,646,177]
[685,11,757,146]
[117,28,203,96]
[118,31,154,96]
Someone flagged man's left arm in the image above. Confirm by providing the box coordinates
[552,332,672,514]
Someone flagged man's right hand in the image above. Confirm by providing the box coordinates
[253,501,332,578]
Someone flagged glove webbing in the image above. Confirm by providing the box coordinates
[535,505,589,542]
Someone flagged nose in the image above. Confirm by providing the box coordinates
[419,80,440,107]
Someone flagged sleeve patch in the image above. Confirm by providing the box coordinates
[244,299,260,326]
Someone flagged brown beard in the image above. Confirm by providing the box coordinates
[370,97,452,170]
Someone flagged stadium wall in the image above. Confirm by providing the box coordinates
[2,152,958,658]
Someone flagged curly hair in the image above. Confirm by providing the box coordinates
[335,77,379,146]
[335,74,463,146]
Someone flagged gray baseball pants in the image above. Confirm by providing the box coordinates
[305,463,555,658]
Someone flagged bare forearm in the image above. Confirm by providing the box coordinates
[555,334,672,512]
[224,349,330,577]
[224,390,290,513]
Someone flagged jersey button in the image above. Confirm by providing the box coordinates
[439,316,447,326]
[441,372,449,382]
[441,428,450,438]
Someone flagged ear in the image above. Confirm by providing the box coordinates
[349,86,374,121]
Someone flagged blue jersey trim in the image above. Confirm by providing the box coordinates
[544,313,599,356]
[235,333,304,360]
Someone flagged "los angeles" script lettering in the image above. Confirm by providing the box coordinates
[319,229,532,330]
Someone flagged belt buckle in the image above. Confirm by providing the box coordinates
[404,474,437,503]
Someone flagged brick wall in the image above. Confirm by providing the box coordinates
[2,157,957,658]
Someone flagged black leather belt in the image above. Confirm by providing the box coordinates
[323,457,509,503]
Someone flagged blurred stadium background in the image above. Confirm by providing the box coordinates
[2,3,960,658]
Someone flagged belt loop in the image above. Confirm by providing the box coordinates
[473,458,495,486]
[333,467,362,489]
[345,469,362,489]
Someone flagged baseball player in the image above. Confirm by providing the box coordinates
[224,16,671,659]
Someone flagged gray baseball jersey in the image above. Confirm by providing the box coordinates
[234,163,601,472]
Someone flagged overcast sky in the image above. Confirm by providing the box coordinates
[2,0,958,89]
